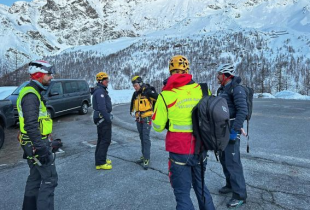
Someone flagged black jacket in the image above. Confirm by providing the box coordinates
[91,83,112,123]
[22,80,48,153]
[130,84,158,113]
[217,76,248,131]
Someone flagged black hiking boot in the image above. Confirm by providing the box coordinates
[219,186,233,194]
[136,156,144,164]
[226,198,246,208]
[143,159,149,170]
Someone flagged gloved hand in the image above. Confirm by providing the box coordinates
[230,129,240,141]
[34,147,51,165]
[51,139,63,153]
[110,113,114,121]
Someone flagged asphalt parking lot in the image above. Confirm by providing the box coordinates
[0,98,310,210]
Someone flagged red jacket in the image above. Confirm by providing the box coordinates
[153,74,202,154]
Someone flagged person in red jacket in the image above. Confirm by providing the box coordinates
[152,55,215,210]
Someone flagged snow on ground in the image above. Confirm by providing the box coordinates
[255,91,310,100]
[110,89,310,104]
[108,88,133,105]
[0,86,18,99]
[2,86,310,103]
[274,90,310,100]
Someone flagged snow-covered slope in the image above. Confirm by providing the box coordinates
[0,0,309,94]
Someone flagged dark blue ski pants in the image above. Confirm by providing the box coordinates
[220,138,247,200]
[136,116,152,160]
[95,121,112,165]
[168,152,215,210]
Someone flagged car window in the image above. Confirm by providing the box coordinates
[64,82,73,94]
[78,81,88,92]
[71,81,78,93]
[12,81,29,95]
[50,82,63,96]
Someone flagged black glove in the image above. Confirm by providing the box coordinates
[34,147,51,165]
[51,139,63,153]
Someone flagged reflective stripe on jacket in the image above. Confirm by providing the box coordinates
[17,86,52,135]
[152,79,203,154]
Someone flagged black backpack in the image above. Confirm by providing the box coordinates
[230,84,254,153]
[192,83,230,204]
[192,83,230,156]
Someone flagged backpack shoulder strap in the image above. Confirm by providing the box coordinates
[159,93,170,130]
[159,93,168,112]
[199,83,209,96]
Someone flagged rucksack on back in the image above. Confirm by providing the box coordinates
[230,84,254,153]
[192,90,231,204]
[242,86,254,121]
[192,94,230,156]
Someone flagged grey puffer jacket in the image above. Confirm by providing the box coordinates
[217,76,248,131]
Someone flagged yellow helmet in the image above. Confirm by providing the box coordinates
[96,72,108,81]
[131,76,143,84]
[169,55,189,72]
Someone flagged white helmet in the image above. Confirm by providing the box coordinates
[29,60,55,74]
[217,64,235,76]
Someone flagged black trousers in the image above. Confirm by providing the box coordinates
[220,138,247,200]
[95,121,112,165]
[23,154,58,210]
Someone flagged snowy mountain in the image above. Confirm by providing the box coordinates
[0,0,309,94]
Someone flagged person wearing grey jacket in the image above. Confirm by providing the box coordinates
[216,64,248,208]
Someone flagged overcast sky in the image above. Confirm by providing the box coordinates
[1,0,32,6]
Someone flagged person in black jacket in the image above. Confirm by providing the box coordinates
[17,60,58,210]
[92,72,113,170]
[130,76,158,170]
[216,64,248,208]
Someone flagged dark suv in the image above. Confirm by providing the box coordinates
[7,79,91,121]
[0,100,15,149]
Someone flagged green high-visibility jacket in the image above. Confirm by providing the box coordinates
[17,86,53,135]
[152,83,203,133]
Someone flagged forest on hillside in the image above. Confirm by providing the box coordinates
[1,31,309,95]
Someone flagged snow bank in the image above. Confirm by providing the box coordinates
[275,91,310,100]
[0,86,18,99]
[108,88,133,105]
[110,89,310,104]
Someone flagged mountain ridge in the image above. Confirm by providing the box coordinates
[0,0,309,94]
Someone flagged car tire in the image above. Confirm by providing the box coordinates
[0,125,5,149]
[79,102,88,115]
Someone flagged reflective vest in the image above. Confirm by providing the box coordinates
[152,83,203,154]
[17,86,53,135]
[153,83,202,133]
